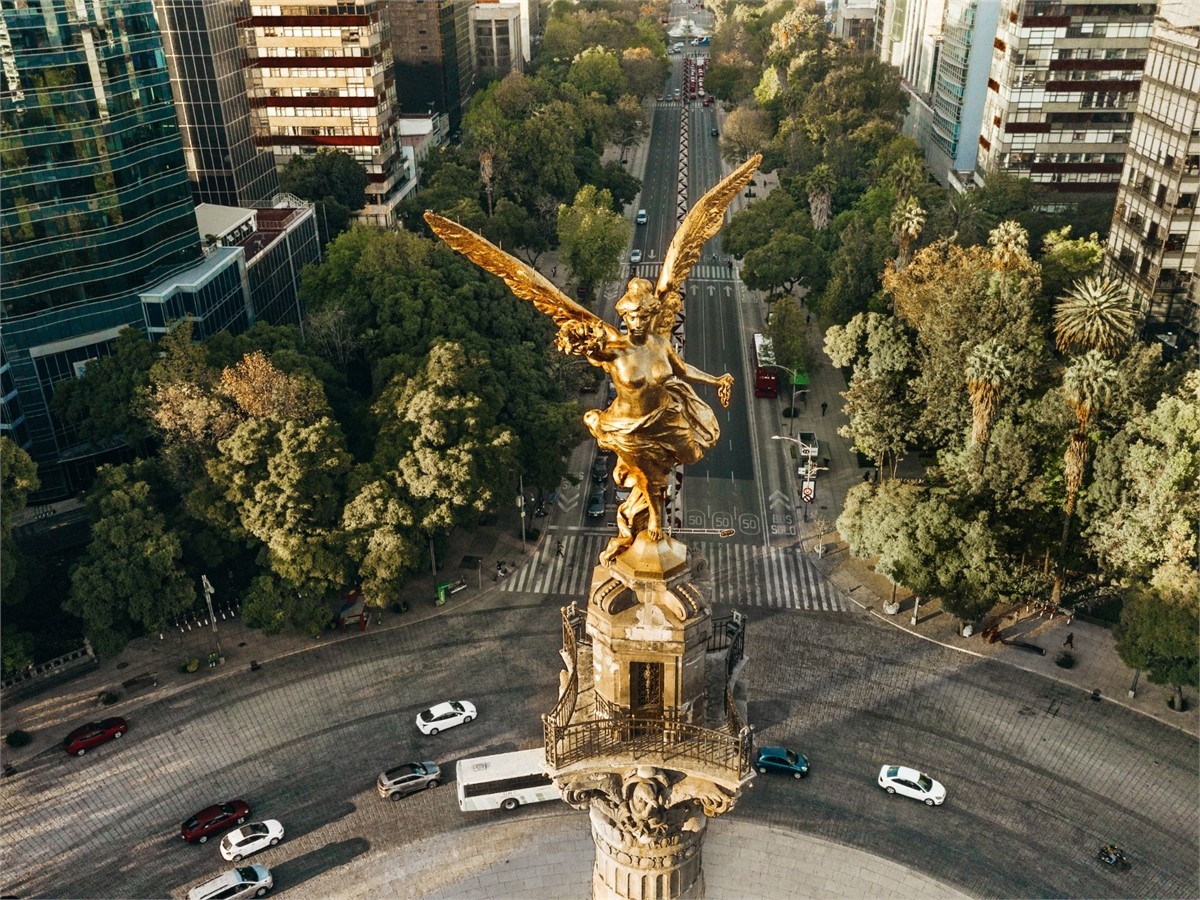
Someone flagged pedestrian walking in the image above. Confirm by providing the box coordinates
[806,313,811,325]
[556,540,565,558]
[820,401,828,416]
[863,471,871,483]
[1063,632,1074,649]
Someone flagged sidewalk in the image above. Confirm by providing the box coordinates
[772,286,1199,738]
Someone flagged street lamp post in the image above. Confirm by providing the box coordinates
[769,365,805,435]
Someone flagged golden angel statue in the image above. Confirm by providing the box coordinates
[425,154,761,563]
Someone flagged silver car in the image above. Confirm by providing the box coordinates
[377,761,441,800]
[187,865,272,900]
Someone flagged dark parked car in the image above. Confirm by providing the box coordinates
[182,800,252,843]
[377,761,441,800]
[755,745,809,778]
[591,454,610,483]
[587,487,606,518]
[62,717,128,756]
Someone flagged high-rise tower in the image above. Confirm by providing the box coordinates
[1104,1,1200,348]
[240,0,409,226]
[153,0,279,207]
[975,0,1156,194]
[1,0,250,494]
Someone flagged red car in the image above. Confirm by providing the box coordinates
[181,800,251,843]
[62,716,128,756]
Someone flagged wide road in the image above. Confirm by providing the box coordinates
[1,596,1195,898]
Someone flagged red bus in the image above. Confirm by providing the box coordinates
[753,333,778,398]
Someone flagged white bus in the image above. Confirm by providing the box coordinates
[455,748,562,812]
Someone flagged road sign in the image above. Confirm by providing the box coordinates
[801,481,815,503]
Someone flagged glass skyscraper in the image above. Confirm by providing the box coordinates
[1,0,249,495]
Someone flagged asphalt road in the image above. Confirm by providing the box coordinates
[2,597,1195,898]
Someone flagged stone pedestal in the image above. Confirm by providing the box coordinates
[544,534,753,900]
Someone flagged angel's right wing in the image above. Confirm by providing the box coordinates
[656,154,761,299]
[424,211,608,334]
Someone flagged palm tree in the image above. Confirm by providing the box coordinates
[1053,275,1136,358]
[943,193,995,247]
[1052,349,1120,606]
[805,163,837,231]
[890,196,925,270]
[965,340,1013,466]
[988,220,1029,272]
[887,155,926,201]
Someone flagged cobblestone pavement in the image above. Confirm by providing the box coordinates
[3,122,1197,900]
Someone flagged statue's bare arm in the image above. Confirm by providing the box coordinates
[667,342,734,408]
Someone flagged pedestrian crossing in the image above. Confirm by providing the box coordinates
[502,533,848,612]
[630,263,734,282]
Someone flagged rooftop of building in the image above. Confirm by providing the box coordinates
[195,201,313,265]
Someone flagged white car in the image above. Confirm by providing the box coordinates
[219,820,284,861]
[415,700,476,735]
[630,249,642,264]
[877,765,946,806]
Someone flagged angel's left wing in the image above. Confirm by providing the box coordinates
[424,211,605,333]
[656,154,762,300]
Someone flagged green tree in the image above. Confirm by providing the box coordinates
[889,195,925,270]
[1053,350,1120,606]
[1115,587,1199,712]
[838,480,1001,626]
[50,327,155,447]
[741,231,824,298]
[67,465,195,656]
[1084,370,1199,603]
[279,149,369,245]
[208,415,352,591]
[557,184,629,302]
[1038,227,1104,315]
[804,163,836,231]
[1,438,39,603]
[965,339,1014,466]
[721,106,773,163]
[342,478,421,606]
[620,46,667,98]
[376,341,517,536]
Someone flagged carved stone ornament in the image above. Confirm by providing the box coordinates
[558,766,739,847]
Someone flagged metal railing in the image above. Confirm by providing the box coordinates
[1,642,95,694]
[544,606,753,782]
[545,714,752,781]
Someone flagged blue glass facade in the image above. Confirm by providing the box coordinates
[0,0,249,495]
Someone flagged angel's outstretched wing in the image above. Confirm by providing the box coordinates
[424,211,608,334]
[656,154,762,300]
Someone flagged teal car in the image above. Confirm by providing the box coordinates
[755,746,809,779]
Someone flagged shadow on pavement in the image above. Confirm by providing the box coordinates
[273,837,370,893]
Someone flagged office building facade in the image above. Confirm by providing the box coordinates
[1,0,250,494]
[471,0,523,80]
[928,0,1002,188]
[1105,2,1200,348]
[386,0,475,134]
[975,0,1156,194]
[241,0,408,226]
[154,0,279,207]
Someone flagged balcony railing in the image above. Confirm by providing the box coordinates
[544,606,752,782]
[544,714,752,782]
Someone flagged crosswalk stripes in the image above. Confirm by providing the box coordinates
[629,263,734,282]
[500,532,611,596]
[503,533,847,612]
[689,540,848,612]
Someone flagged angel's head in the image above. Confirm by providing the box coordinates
[617,278,659,337]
